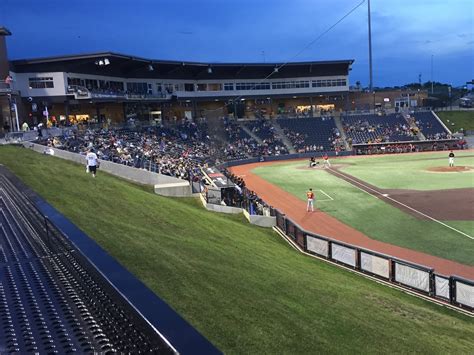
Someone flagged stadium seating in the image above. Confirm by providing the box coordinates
[277,117,339,151]
[341,113,414,144]
[413,111,450,139]
[244,120,288,156]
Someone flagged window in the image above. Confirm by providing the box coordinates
[184,83,195,92]
[29,77,54,89]
[207,83,222,91]
[85,79,98,90]
[127,82,148,94]
[109,81,124,91]
[312,79,347,88]
[236,82,270,90]
[163,83,174,93]
[224,83,234,91]
[271,81,309,89]
[174,83,184,92]
[67,77,84,86]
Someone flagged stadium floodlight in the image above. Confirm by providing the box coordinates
[147,64,154,71]
[104,58,110,65]
[207,66,212,74]
[98,60,104,66]
[274,66,279,73]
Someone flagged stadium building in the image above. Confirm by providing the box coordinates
[0,27,358,129]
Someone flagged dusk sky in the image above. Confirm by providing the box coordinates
[1,0,472,87]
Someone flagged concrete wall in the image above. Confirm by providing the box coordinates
[154,182,192,197]
[243,209,276,228]
[15,72,67,97]
[24,142,189,188]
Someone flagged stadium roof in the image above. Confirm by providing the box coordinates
[11,52,354,80]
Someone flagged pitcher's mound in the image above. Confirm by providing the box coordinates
[427,166,472,173]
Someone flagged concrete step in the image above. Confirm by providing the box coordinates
[333,114,351,151]
[271,120,297,154]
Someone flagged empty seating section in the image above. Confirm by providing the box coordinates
[342,114,414,144]
[0,173,172,353]
[413,111,450,139]
[277,117,339,151]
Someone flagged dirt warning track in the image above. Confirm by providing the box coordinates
[230,161,474,279]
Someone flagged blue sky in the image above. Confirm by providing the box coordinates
[1,0,472,87]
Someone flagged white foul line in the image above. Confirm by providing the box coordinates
[319,189,334,201]
[328,168,474,240]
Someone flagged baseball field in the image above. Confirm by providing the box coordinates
[239,150,474,271]
[1,145,473,353]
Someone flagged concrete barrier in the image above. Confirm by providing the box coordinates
[243,209,276,228]
[23,143,190,194]
[154,182,192,197]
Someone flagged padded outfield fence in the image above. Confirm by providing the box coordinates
[275,210,474,313]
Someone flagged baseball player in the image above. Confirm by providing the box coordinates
[448,150,455,167]
[323,154,331,168]
[306,188,315,212]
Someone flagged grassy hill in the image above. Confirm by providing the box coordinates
[1,145,473,354]
[436,111,474,132]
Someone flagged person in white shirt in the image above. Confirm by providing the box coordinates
[86,149,99,177]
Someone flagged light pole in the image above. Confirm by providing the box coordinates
[368,0,373,91]
[372,91,376,114]
[448,85,452,110]
[430,54,434,94]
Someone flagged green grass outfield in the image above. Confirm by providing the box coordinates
[0,145,473,353]
[436,111,474,132]
[252,151,474,266]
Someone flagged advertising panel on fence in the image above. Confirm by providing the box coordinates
[455,281,474,308]
[394,263,430,292]
[360,252,390,279]
[286,220,295,239]
[276,213,285,230]
[306,235,329,257]
[434,276,450,299]
[331,243,356,267]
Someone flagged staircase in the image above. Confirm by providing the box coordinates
[271,120,297,154]
[401,112,426,141]
[240,123,264,144]
[333,114,351,151]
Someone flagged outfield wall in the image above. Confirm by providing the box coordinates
[275,210,474,313]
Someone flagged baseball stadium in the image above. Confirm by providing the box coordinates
[0,1,474,353]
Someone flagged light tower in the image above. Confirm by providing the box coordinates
[367,0,373,92]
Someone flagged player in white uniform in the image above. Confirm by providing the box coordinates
[448,151,455,167]
[86,149,98,177]
[323,154,331,168]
